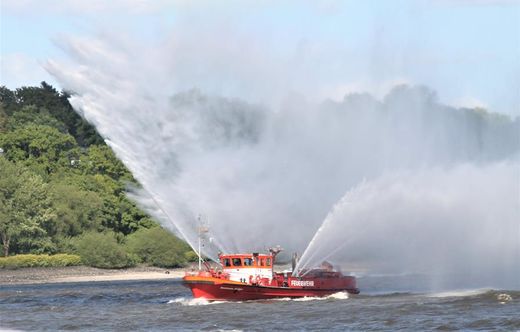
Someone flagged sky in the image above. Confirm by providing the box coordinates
[1,0,519,117]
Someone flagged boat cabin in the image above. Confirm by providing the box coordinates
[219,253,274,284]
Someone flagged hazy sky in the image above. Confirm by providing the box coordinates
[1,0,519,116]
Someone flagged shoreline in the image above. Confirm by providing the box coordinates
[0,266,186,285]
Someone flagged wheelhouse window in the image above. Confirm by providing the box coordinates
[243,258,253,266]
[232,258,242,266]
[266,258,271,266]
[223,258,231,267]
[259,258,265,266]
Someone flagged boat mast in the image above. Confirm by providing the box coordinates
[197,215,209,270]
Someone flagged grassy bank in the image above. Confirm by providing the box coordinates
[0,254,81,269]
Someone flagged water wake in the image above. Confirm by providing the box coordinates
[273,292,350,302]
[427,289,492,298]
[167,297,229,306]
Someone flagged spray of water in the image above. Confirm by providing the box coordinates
[44,29,519,287]
[294,162,520,289]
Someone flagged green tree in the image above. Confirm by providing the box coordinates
[0,86,18,115]
[73,231,137,268]
[0,158,55,255]
[70,173,154,235]
[9,168,56,254]
[6,105,67,133]
[0,104,7,132]
[0,158,18,256]
[126,227,195,267]
[0,124,78,175]
[49,182,104,237]
[15,82,103,146]
[85,145,131,180]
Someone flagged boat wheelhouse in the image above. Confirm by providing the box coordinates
[219,253,274,285]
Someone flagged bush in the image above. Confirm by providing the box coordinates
[51,253,82,266]
[72,231,137,269]
[184,251,199,262]
[126,227,195,268]
[0,254,82,269]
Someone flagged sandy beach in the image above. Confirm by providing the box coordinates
[0,266,185,285]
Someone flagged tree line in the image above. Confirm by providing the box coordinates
[0,82,194,268]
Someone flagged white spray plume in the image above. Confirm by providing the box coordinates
[295,162,520,289]
[45,29,519,288]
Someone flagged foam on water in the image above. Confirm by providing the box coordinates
[497,293,513,304]
[327,291,350,300]
[272,292,349,302]
[294,292,349,302]
[270,297,293,302]
[168,291,350,305]
[167,297,229,306]
[427,289,492,298]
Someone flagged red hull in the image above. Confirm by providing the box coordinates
[183,275,359,301]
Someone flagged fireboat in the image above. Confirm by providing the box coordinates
[182,247,359,301]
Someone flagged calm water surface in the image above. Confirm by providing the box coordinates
[1,278,518,331]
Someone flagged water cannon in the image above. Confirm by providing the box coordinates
[269,246,283,256]
[291,252,299,273]
[269,246,283,265]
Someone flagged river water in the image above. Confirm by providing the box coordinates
[1,278,518,331]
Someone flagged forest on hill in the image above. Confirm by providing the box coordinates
[0,82,195,268]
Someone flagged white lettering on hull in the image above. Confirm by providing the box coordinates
[290,280,315,287]
[220,287,243,291]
